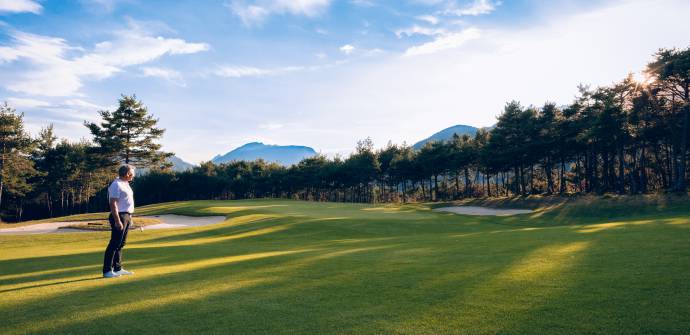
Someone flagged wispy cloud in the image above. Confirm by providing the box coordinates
[395,25,447,38]
[0,0,42,14]
[258,123,284,130]
[228,0,331,26]
[416,15,440,25]
[79,0,134,12]
[404,27,480,56]
[141,66,185,86]
[443,0,499,16]
[63,98,110,111]
[214,65,304,78]
[350,0,375,7]
[339,44,355,55]
[0,25,209,96]
[6,97,51,108]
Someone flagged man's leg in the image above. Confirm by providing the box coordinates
[113,214,131,272]
[103,214,125,274]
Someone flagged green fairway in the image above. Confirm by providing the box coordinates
[1,199,689,334]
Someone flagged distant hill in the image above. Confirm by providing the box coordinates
[169,155,195,172]
[412,125,480,150]
[212,142,317,166]
[136,155,195,175]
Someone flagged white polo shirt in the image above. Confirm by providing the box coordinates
[108,177,135,213]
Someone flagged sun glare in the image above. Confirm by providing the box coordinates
[632,71,649,84]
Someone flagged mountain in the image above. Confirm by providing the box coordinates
[169,155,195,172]
[134,155,195,175]
[412,125,480,150]
[212,142,317,166]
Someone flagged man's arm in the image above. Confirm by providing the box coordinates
[109,198,123,230]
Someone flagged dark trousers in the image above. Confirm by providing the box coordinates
[103,212,132,273]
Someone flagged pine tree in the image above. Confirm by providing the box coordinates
[85,95,172,169]
[647,47,690,191]
[0,103,37,215]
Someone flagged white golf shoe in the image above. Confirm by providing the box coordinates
[103,271,121,278]
[114,269,134,276]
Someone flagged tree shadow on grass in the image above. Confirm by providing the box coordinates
[500,221,690,334]
[0,276,103,294]
[4,204,688,334]
[2,221,561,335]
[2,242,401,334]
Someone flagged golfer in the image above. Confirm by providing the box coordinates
[103,164,136,278]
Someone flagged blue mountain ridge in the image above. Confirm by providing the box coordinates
[211,142,317,166]
[412,124,481,150]
[168,155,195,171]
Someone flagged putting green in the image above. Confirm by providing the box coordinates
[1,199,689,334]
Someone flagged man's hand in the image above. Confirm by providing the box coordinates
[109,198,123,230]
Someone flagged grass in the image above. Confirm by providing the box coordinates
[1,198,689,334]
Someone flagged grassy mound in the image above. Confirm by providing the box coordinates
[1,198,689,334]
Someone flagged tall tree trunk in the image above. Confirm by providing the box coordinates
[545,158,554,195]
[464,168,471,197]
[640,146,648,193]
[432,174,438,201]
[654,144,667,189]
[618,145,626,194]
[402,180,407,203]
[676,86,689,191]
[559,157,566,194]
[513,165,522,195]
[486,173,491,197]
[0,144,5,210]
[529,164,534,194]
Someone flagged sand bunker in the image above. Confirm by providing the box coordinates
[0,214,226,235]
[141,215,226,229]
[434,206,533,216]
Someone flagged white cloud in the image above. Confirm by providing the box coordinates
[416,15,440,25]
[15,97,111,140]
[79,0,134,12]
[214,65,304,78]
[262,0,690,157]
[6,97,50,108]
[0,28,209,96]
[340,44,355,55]
[63,98,110,111]
[229,0,331,26]
[403,27,480,56]
[230,3,270,26]
[350,0,375,7]
[141,66,185,86]
[0,0,42,14]
[444,0,498,16]
[258,123,284,130]
[395,25,447,38]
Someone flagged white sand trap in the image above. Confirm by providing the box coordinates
[434,206,533,216]
[0,214,226,235]
[141,215,226,230]
[0,221,91,235]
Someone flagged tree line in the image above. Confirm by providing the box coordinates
[1,47,688,222]
[1,95,170,221]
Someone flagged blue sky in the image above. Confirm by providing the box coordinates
[1,0,689,163]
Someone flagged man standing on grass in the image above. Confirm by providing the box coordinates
[103,164,136,278]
